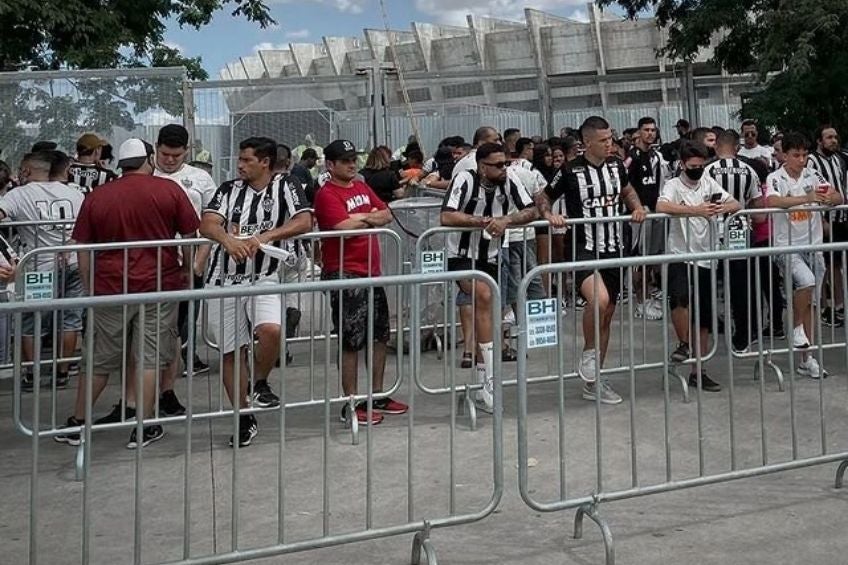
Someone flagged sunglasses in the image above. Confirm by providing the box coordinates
[483,161,508,169]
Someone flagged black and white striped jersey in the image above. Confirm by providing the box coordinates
[704,158,760,205]
[807,151,847,222]
[627,145,665,210]
[204,174,312,286]
[442,170,534,263]
[545,155,629,255]
[67,163,117,193]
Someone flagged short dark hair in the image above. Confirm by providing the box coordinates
[515,137,534,156]
[623,128,638,137]
[277,143,292,160]
[31,140,58,153]
[691,127,714,145]
[815,124,836,142]
[100,144,114,163]
[504,128,520,139]
[782,132,809,153]
[679,141,709,162]
[741,119,757,129]
[239,136,277,168]
[0,160,11,186]
[157,124,189,148]
[22,151,53,174]
[475,142,505,163]
[472,126,497,146]
[637,116,656,129]
[405,150,424,164]
[48,150,71,179]
[716,130,739,147]
[301,148,318,161]
[439,135,465,149]
[579,116,610,140]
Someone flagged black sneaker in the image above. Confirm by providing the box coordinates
[229,414,258,448]
[688,372,722,393]
[182,357,210,377]
[54,416,84,446]
[751,326,785,344]
[671,342,690,363]
[285,307,302,338]
[126,425,165,449]
[95,402,136,425]
[68,363,80,378]
[251,379,280,408]
[822,307,844,328]
[22,372,34,392]
[159,390,186,416]
[54,372,69,389]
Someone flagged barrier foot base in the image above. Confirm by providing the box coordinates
[573,503,615,565]
[769,361,785,392]
[344,396,359,446]
[668,367,689,403]
[74,437,85,482]
[835,460,848,489]
[458,388,477,431]
[411,522,437,565]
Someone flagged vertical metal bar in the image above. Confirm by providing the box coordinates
[183,297,195,559]
[448,279,457,515]
[365,282,374,530]
[133,305,145,565]
[557,271,567,500]
[661,263,672,481]
[592,268,602,492]
[82,307,94,565]
[278,292,287,544]
[231,296,241,551]
[693,261,705,476]
[723,258,736,470]
[29,313,42,565]
[626,266,638,487]
[322,290,331,536]
[785,241,798,459]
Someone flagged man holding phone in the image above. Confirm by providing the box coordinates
[656,142,741,392]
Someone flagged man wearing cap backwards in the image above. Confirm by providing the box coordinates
[68,133,117,193]
[54,138,200,449]
[0,150,85,392]
[153,124,217,401]
[314,139,409,426]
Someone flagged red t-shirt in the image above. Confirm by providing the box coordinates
[72,174,200,295]
[314,179,387,276]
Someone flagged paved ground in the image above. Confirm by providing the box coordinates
[2,309,848,565]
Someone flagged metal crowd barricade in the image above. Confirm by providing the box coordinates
[413,214,720,405]
[516,243,848,565]
[7,269,504,565]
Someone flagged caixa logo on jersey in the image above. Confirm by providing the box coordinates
[582,194,620,209]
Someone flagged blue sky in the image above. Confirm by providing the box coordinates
[165,0,593,77]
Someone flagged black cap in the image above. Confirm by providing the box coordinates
[324,139,357,161]
[676,118,690,129]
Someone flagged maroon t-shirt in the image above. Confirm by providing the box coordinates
[72,174,200,295]
[314,179,386,277]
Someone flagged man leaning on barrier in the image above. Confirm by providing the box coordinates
[535,116,647,405]
[200,136,313,447]
[55,138,199,449]
[766,132,843,380]
[441,142,538,414]
[656,141,742,392]
[314,139,409,426]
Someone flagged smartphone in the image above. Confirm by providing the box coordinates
[710,193,723,204]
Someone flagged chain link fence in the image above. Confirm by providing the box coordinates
[0,67,186,172]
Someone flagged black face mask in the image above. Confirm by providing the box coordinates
[685,166,705,181]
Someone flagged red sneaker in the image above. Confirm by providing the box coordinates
[340,403,384,425]
[373,397,409,415]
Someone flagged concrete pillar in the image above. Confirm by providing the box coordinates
[589,3,609,111]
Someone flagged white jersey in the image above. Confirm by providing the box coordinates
[738,144,773,162]
[764,166,825,248]
[0,181,84,269]
[155,163,217,218]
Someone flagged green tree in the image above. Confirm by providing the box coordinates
[598,0,848,136]
[0,0,275,166]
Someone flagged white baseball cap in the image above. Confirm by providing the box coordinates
[117,138,153,168]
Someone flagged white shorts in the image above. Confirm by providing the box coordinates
[781,252,825,294]
[206,287,282,354]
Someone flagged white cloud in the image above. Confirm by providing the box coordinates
[253,42,289,52]
[286,29,311,39]
[414,0,587,25]
[163,40,184,53]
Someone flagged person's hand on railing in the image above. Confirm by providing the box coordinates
[0,264,14,283]
[542,211,567,229]
[224,235,258,263]
[692,202,722,218]
[485,217,510,238]
[630,207,647,224]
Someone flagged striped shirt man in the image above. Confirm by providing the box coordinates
[705,158,759,205]
[67,162,117,193]
[807,151,847,223]
[545,155,629,255]
[205,173,311,285]
[442,169,534,263]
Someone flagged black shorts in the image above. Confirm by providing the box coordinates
[447,257,500,286]
[574,251,623,304]
[178,274,206,343]
[323,272,390,352]
[668,262,713,330]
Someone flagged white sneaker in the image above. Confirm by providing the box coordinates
[797,356,827,379]
[578,349,598,383]
[503,309,516,327]
[581,379,623,405]
[475,377,494,413]
[792,325,810,349]
[635,300,663,320]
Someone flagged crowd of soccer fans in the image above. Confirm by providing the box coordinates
[1,114,843,447]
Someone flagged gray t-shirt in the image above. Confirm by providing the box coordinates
[0,181,84,270]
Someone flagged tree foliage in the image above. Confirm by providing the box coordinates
[597,0,848,136]
[0,0,275,167]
